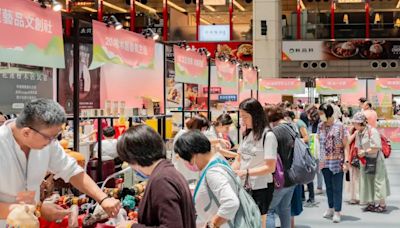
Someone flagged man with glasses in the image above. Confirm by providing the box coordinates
[0,99,121,225]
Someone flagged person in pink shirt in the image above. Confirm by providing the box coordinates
[363,101,378,128]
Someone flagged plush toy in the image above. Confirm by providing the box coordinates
[6,204,39,228]
[122,195,136,210]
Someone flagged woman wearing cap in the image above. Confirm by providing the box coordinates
[352,112,390,213]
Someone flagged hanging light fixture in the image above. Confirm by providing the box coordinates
[374,13,381,24]
[142,29,160,40]
[395,18,400,28]
[105,15,123,30]
[343,14,349,24]
[51,0,62,11]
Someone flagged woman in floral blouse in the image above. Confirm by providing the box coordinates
[317,103,350,223]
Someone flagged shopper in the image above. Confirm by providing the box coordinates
[93,127,118,161]
[346,127,360,205]
[362,101,378,128]
[174,130,240,228]
[317,103,350,223]
[117,125,196,228]
[265,105,296,228]
[0,112,6,126]
[0,99,120,226]
[206,113,238,159]
[231,98,277,228]
[353,112,390,213]
[359,97,367,110]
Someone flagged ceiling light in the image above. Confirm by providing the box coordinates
[106,15,123,30]
[168,1,187,13]
[299,0,306,10]
[135,1,157,13]
[103,1,128,13]
[51,0,62,11]
[204,5,216,12]
[142,28,160,40]
[233,0,245,12]
[82,6,97,12]
[186,45,191,51]
[397,0,400,8]
[200,18,212,25]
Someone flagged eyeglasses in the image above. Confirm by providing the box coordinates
[28,126,62,142]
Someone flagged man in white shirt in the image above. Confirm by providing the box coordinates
[0,99,120,225]
[93,127,118,161]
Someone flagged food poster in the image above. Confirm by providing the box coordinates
[187,42,253,62]
[0,63,53,114]
[58,44,100,114]
[0,0,65,68]
[282,40,400,61]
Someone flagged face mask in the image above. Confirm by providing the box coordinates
[184,157,200,172]
[133,166,149,179]
[320,114,327,122]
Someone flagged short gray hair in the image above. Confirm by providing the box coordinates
[16,99,66,129]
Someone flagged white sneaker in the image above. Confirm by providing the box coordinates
[323,209,334,219]
[333,213,341,223]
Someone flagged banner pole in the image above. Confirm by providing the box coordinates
[182,82,185,129]
[207,58,212,120]
[73,18,80,152]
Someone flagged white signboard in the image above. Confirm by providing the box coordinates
[199,25,230,42]
[203,0,226,6]
[282,41,325,61]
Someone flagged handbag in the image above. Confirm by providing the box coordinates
[243,170,252,194]
[351,156,360,169]
[364,155,378,174]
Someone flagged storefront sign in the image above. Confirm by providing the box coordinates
[0,0,65,68]
[215,58,237,88]
[242,68,257,91]
[199,25,230,42]
[376,78,400,94]
[282,40,400,61]
[174,45,208,85]
[0,66,53,113]
[259,78,305,94]
[90,20,155,70]
[203,87,222,94]
[188,42,253,62]
[219,94,237,102]
[316,78,358,94]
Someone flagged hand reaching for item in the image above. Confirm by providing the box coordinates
[41,203,71,222]
[100,197,121,218]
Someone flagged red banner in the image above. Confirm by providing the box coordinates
[0,0,65,68]
[174,45,208,85]
[90,20,155,69]
[242,68,258,91]
[215,58,237,88]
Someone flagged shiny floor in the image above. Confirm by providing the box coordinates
[295,152,400,228]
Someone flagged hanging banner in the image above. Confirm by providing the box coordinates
[173,45,208,85]
[242,68,257,91]
[259,78,305,94]
[215,59,237,88]
[90,20,155,70]
[0,0,65,68]
[316,78,359,94]
[376,78,400,94]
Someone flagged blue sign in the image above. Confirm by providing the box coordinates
[218,94,237,102]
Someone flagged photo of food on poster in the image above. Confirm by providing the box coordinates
[58,44,100,114]
[0,63,53,114]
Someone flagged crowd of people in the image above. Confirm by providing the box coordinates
[0,97,392,227]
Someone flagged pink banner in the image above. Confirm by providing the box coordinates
[215,59,237,88]
[90,20,155,69]
[376,78,400,93]
[316,78,358,94]
[242,67,257,91]
[174,45,208,85]
[0,0,65,68]
[259,78,305,94]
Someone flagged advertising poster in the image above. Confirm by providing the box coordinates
[215,58,238,88]
[189,42,253,62]
[90,20,155,70]
[283,40,400,61]
[316,78,359,95]
[242,67,258,91]
[376,78,400,94]
[0,64,53,114]
[259,78,305,94]
[58,44,100,114]
[174,45,208,85]
[0,0,65,68]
